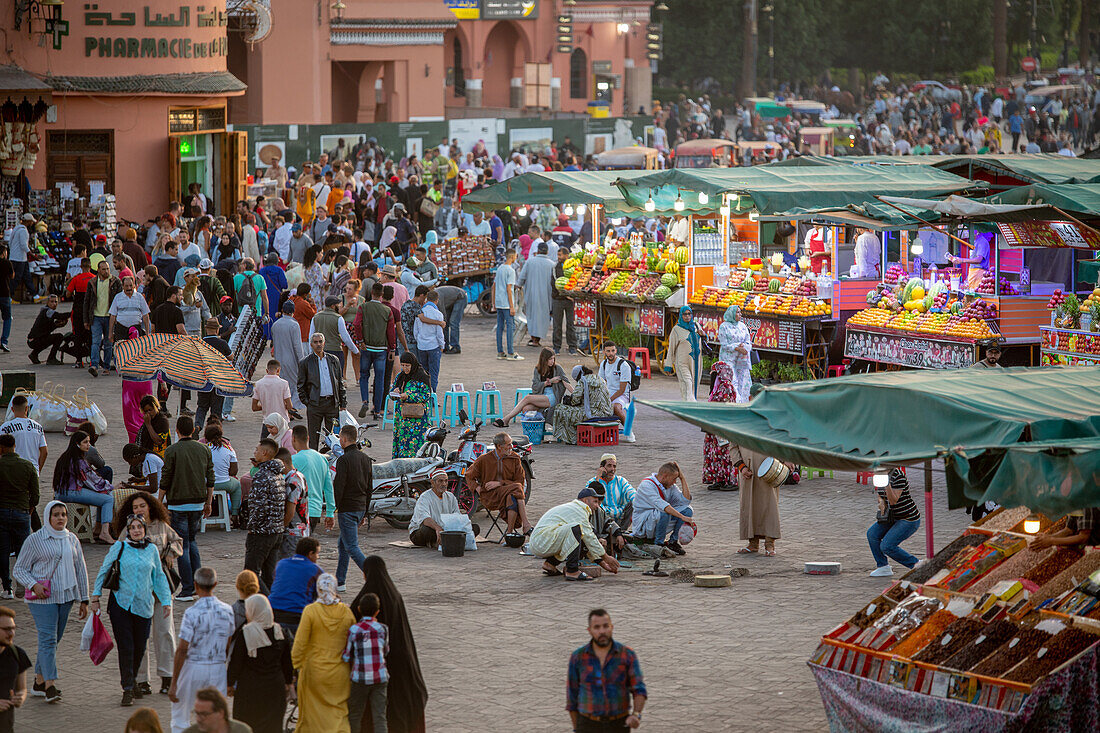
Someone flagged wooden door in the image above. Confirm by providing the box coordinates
[219,130,248,216]
[168,137,182,208]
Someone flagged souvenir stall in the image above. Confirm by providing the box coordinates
[811,507,1100,729]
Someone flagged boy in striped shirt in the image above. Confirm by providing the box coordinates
[343,592,389,732]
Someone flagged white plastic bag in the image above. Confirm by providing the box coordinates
[79,612,95,652]
[678,521,698,546]
[3,387,35,423]
[66,388,108,436]
[338,410,359,430]
[29,384,69,432]
[441,513,477,551]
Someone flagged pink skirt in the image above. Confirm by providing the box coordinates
[122,380,154,443]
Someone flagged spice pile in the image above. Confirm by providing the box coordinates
[965,545,1056,596]
[970,628,1052,677]
[890,610,957,657]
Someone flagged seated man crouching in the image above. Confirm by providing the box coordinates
[586,480,626,558]
[408,467,479,547]
[530,488,620,582]
[633,461,694,557]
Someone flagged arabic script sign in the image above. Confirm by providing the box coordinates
[81,3,228,58]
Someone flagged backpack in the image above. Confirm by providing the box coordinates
[618,357,642,392]
[235,273,258,314]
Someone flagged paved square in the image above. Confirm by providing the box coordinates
[3,302,970,731]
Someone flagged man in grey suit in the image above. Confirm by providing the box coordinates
[297,332,347,449]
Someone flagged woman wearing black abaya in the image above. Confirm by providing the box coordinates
[351,555,427,733]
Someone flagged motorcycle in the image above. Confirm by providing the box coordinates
[318,422,442,530]
[447,409,534,515]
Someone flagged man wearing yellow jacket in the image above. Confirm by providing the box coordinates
[530,489,620,582]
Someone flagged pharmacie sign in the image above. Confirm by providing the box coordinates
[81,4,228,59]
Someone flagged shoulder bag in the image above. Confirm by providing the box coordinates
[102,542,126,591]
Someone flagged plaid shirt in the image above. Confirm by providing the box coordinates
[343,618,389,685]
[566,640,646,718]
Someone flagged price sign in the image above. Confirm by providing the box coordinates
[574,300,596,328]
[743,316,805,355]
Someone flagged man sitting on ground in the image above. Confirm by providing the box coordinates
[529,488,620,582]
[587,453,635,532]
[464,432,533,535]
[633,461,694,557]
[408,467,470,547]
[586,480,626,558]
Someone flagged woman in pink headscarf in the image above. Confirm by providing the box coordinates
[518,234,533,260]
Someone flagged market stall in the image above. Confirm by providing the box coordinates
[810,508,1100,729]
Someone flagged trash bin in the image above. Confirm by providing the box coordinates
[521,416,545,444]
[440,530,466,557]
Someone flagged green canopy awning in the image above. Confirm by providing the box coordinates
[932,154,1100,186]
[755,102,792,119]
[614,165,982,218]
[460,171,663,215]
[643,366,1100,515]
[984,183,1100,218]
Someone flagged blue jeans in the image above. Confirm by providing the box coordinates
[170,510,203,595]
[60,488,114,524]
[359,348,388,413]
[0,508,31,591]
[27,601,73,681]
[418,347,441,392]
[867,518,921,569]
[10,260,33,299]
[90,315,113,369]
[654,505,693,545]
[222,397,235,416]
[443,294,467,349]
[496,308,514,354]
[0,296,11,346]
[336,511,367,585]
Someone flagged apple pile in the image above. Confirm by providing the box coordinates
[998,277,1019,296]
[884,263,908,286]
[1048,289,1066,309]
[976,271,996,294]
[963,299,998,320]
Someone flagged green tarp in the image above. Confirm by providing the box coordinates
[614,166,982,218]
[460,171,669,215]
[643,366,1100,515]
[985,183,1100,218]
[775,153,1100,185]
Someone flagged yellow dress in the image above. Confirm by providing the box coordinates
[291,601,355,733]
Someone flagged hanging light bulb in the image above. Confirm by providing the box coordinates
[673,194,685,212]
[910,241,924,256]
[577,203,587,215]
[645,196,655,212]
[698,191,709,205]
[719,204,731,217]
[516,205,528,218]
[1023,513,1042,534]
[872,472,890,488]
[563,204,575,216]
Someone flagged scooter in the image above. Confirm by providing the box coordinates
[318,423,442,529]
[447,409,534,515]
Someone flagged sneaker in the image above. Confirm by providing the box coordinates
[30,680,46,697]
[121,690,134,707]
[621,433,636,443]
[179,407,195,417]
[0,590,12,600]
[175,594,196,602]
[567,348,577,355]
[160,677,172,694]
[451,346,461,354]
[136,682,152,697]
[222,414,236,422]
[46,358,62,365]
[336,584,347,593]
[666,540,686,556]
[29,353,40,364]
[358,403,370,418]
[507,353,525,360]
[88,366,99,377]
[0,343,8,353]
[869,566,894,578]
[497,352,507,360]
[44,685,61,703]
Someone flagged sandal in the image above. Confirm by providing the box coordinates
[564,571,595,582]
[492,419,507,428]
[737,546,758,554]
[763,549,777,557]
[542,566,563,577]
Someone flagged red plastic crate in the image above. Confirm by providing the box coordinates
[577,423,619,447]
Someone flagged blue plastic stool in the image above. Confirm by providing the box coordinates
[427,392,440,423]
[513,387,532,408]
[474,389,503,423]
[381,394,399,429]
[619,400,636,439]
[442,390,470,426]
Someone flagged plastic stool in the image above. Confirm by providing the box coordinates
[381,394,399,428]
[627,347,651,378]
[802,467,834,479]
[201,490,232,532]
[473,389,503,423]
[856,471,872,485]
[428,392,440,423]
[513,387,532,407]
[578,423,619,447]
[826,359,851,378]
[442,390,470,427]
[66,503,95,542]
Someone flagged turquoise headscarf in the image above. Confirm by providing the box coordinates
[678,305,700,361]
[723,304,741,323]
[424,230,438,251]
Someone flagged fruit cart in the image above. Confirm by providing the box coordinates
[1039,288,1100,366]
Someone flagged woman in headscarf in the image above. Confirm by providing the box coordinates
[228,593,293,733]
[718,304,753,403]
[378,226,399,264]
[664,305,701,401]
[490,154,505,183]
[391,352,431,458]
[262,413,295,453]
[702,362,738,491]
[13,501,90,703]
[291,573,355,733]
[90,514,172,706]
[303,245,329,304]
[517,233,533,261]
[552,365,614,444]
[351,557,427,733]
[422,230,438,256]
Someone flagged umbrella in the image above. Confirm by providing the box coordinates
[113,334,253,397]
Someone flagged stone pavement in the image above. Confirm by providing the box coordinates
[3,300,972,732]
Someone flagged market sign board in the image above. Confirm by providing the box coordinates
[574,300,597,328]
[845,328,977,370]
[481,0,539,19]
[640,306,664,336]
[744,316,805,355]
[996,221,1100,250]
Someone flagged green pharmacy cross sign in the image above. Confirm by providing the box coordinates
[44,17,71,50]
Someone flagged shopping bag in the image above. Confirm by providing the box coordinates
[29,383,70,432]
[441,513,477,551]
[3,387,35,422]
[65,388,109,436]
[89,610,114,665]
[79,613,95,652]
[678,521,698,546]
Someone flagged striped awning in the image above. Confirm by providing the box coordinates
[113,334,253,397]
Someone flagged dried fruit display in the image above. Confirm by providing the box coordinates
[1002,628,1100,684]
[940,620,1020,671]
[911,618,986,665]
[902,534,986,585]
[970,628,1053,677]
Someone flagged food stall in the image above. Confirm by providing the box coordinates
[810,508,1100,729]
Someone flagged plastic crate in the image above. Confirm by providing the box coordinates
[577,422,619,447]
[520,417,545,444]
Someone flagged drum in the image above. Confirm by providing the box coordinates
[757,457,790,487]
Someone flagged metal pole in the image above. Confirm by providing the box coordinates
[924,459,934,558]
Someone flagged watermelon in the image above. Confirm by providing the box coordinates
[741,277,755,292]
[656,258,668,273]
[555,277,569,291]
[653,285,672,301]
[922,294,933,311]
[768,278,781,293]
[674,246,689,264]
[660,273,678,289]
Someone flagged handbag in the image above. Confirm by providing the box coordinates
[419,197,439,218]
[401,400,425,419]
[23,542,64,600]
[89,611,114,665]
[875,495,893,524]
[101,542,125,591]
[160,543,181,592]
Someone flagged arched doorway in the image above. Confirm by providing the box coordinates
[483,21,523,108]
[569,48,587,99]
